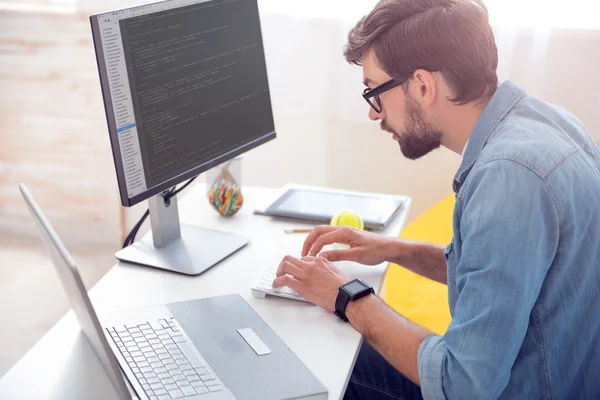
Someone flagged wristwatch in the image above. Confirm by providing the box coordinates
[334,279,374,322]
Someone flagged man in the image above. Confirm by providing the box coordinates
[272,0,600,398]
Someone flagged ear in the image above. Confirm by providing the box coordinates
[409,69,437,110]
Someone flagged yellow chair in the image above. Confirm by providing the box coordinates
[384,195,454,336]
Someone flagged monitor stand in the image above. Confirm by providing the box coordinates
[115,191,249,275]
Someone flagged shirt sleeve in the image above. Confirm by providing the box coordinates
[417,159,560,399]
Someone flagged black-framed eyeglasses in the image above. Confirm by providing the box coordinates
[362,76,410,113]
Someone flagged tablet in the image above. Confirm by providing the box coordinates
[263,188,404,230]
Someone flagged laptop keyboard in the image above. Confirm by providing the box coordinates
[107,317,223,399]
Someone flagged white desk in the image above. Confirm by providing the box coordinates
[0,184,410,400]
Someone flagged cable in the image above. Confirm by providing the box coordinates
[122,176,198,249]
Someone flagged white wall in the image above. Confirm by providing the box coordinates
[1,2,599,247]
[238,12,600,224]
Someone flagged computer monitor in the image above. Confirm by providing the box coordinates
[90,0,276,275]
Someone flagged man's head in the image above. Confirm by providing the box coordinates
[344,0,498,159]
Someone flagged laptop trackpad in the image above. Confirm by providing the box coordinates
[166,294,328,400]
[237,328,271,356]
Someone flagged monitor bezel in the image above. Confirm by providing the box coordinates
[90,0,276,207]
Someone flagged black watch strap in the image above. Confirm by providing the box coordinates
[334,288,351,322]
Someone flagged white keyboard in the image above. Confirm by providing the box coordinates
[251,237,308,302]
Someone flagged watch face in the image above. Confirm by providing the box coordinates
[344,280,368,295]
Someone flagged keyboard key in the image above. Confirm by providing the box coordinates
[191,380,205,389]
[139,378,147,385]
[155,367,167,374]
[129,327,141,333]
[165,363,178,371]
[151,344,164,350]
[200,374,214,382]
[175,379,188,387]
[172,336,186,344]
[205,380,219,387]
[151,362,163,369]
[161,378,175,385]
[156,348,169,356]
[159,319,170,329]
[147,377,160,384]
[143,371,157,379]
[133,356,145,363]
[142,384,151,392]
[194,367,208,375]
[195,386,209,394]
[158,333,170,341]
[135,337,147,343]
[132,332,144,339]
[178,362,191,370]
[165,344,179,351]
[183,370,196,377]
[169,351,183,359]
[137,361,150,368]
[172,373,185,381]
[146,333,158,340]
[147,356,160,363]
[165,383,178,391]
[175,359,188,366]
[150,383,163,390]
[140,367,153,373]
[130,351,143,358]
[208,385,223,392]
[181,386,196,396]
[157,395,170,400]
[158,353,171,361]
[158,372,171,380]
[169,389,184,399]
[115,325,127,333]
[188,375,200,382]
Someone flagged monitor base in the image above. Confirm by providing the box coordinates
[116,224,249,275]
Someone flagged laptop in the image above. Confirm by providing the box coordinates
[20,184,328,400]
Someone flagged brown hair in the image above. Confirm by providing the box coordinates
[344,0,498,104]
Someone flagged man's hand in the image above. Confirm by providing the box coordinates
[272,255,351,312]
[302,225,394,265]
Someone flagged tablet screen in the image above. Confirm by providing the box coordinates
[266,188,403,227]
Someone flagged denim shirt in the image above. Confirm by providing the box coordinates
[417,81,600,399]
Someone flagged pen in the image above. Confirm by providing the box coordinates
[284,228,313,233]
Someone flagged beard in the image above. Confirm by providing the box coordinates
[381,95,442,160]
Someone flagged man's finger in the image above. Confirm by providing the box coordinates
[302,225,339,257]
[272,274,302,293]
[276,260,305,280]
[308,228,352,257]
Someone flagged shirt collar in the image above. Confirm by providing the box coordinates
[452,80,526,193]
[461,140,469,158]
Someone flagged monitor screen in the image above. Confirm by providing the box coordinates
[91,0,275,206]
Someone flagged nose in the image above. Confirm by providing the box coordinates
[369,106,383,121]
